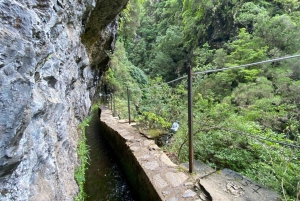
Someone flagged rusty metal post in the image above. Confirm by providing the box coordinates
[113,93,116,117]
[188,65,194,173]
[110,93,113,112]
[127,87,131,124]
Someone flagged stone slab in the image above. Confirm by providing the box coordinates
[181,160,215,178]
[160,154,177,167]
[182,189,197,198]
[200,168,280,201]
[153,174,168,189]
[165,172,188,187]
[142,161,159,170]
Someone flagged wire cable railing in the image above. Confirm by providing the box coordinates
[193,53,300,75]
[136,75,188,91]
[224,128,300,149]
[127,53,300,92]
[102,53,300,174]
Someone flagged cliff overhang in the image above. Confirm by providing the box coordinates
[0,0,128,200]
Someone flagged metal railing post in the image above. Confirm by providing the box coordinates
[113,93,116,117]
[127,87,131,124]
[188,65,194,173]
[110,93,113,112]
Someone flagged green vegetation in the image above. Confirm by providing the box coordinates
[103,0,300,200]
[75,117,90,201]
[75,107,97,201]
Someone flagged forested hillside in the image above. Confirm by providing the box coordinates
[103,0,300,200]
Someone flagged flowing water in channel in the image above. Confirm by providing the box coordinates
[84,111,137,201]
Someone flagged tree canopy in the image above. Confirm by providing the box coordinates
[102,0,300,200]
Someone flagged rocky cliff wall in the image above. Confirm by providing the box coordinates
[0,0,128,200]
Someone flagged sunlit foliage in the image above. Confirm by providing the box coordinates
[104,0,300,199]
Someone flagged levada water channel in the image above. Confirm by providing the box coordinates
[84,110,137,201]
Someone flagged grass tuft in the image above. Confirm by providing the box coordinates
[74,114,92,201]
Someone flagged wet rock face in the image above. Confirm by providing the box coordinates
[0,0,128,200]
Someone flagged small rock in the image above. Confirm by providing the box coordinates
[162,190,170,196]
[166,197,179,201]
[182,189,197,198]
[140,155,150,160]
[184,182,193,186]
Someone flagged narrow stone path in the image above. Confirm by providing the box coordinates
[100,107,197,200]
[100,107,280,201]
